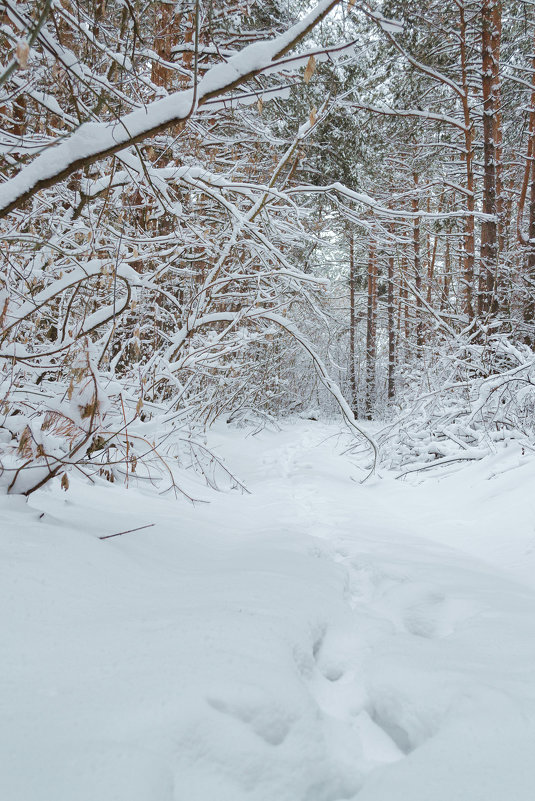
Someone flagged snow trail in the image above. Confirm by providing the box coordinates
[1,420,535,800]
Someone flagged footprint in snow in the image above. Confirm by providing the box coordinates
[206,687,294,746]
[386,584,481,640]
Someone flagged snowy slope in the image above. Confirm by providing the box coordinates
[1,420,535,800]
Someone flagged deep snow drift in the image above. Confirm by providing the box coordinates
[1,420,535,801]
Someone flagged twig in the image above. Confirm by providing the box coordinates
[99,522,155,540]
[120,392,129,487]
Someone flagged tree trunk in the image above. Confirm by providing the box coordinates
[365,236,377,420]
[348,232,358,414]
[525,157,535,334]
[441,239,451,311]
[492,3,504,257]
[387,227,395,402]
[459,2,476,321]
[412,172,423,354]
[519,26,535,337]
[479,0,500,318]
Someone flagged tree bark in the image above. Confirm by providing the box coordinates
[520,26,535,336]
[412,171,423,354]
[365,236,377,420]
[479,0,500,318]
[492,2,504,256]
[348,231,358,414]
[387,226,395,402]
[525,156,535,334]
[458,2,476,321]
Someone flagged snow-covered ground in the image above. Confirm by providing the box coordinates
[2,420,535,801]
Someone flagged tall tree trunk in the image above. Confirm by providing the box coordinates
[412,172,423,354]
[365,236,377,420]
[387,226,395,402]
[525,157,535,334]
[348,231,358,413]
[459,2,476,321]
[426,194,442,305]
[399,253,410,359]
[441,239,451,311]
[479,0,500,318]
[519,26,535,337]
[492,3,504,257]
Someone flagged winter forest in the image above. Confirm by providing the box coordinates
[2,1,535,799]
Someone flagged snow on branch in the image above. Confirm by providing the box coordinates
[0,0,341,218]
[289,183,496,222]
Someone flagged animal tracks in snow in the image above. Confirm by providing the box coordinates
[297,559,485,782]
[303,616,406,770]
[195,424,535,799]
[256,428,497,789]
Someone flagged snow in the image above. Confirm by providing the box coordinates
[1,420,535,800]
